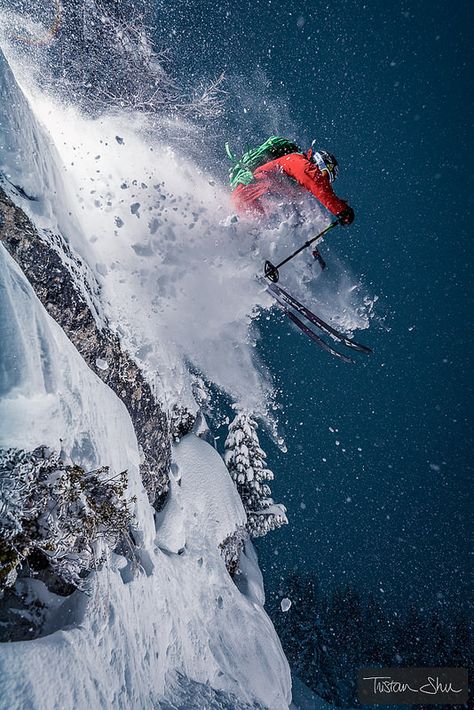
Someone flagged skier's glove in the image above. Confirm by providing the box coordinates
[337,207,355,226]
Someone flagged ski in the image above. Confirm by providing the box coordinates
[267,281,372,354]
[275,301,354,363]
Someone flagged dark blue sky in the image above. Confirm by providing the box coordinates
[154,1,472,612]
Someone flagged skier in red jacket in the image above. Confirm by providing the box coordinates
[231,141,354,227]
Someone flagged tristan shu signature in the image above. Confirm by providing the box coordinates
[363,675,464,697]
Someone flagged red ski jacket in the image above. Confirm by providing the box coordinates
[232,152,349,218]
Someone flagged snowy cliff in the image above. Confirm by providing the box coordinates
[0,1,372,704]
[0,244,289,709]
[0,30,291,710]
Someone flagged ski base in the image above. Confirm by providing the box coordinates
[283,306,354,363]
[267,281,372,355]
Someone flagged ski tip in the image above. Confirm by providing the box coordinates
[344,340,373,355]
[284,309,354,363]
[340,353,356,365]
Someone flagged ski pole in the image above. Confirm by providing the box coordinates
[264,219,340,283]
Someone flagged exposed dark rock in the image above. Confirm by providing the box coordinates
[219,527,248,577]
[0,584,49,642]
[0,187,170,505]
[169,405,197,443]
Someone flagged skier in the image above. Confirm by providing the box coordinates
[225,138,371,360]
[226,136,354,226]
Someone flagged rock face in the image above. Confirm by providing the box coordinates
[0,187,170,505]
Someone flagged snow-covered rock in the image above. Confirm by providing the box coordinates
[0,246,140,486]
[0,240,291,707]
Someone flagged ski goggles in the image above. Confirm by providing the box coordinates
[312,151,339,183]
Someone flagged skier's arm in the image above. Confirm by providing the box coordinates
[279,153,352,218]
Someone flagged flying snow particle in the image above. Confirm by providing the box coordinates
[115,135,124,145]
[280,598,292,612]
[95,358,109,371]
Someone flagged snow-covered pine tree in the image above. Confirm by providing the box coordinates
[224,410,287,537]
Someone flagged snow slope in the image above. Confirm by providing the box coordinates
[0,244,291,709]
[0,248,139,481]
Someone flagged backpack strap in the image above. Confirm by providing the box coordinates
[225,142,236,162]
